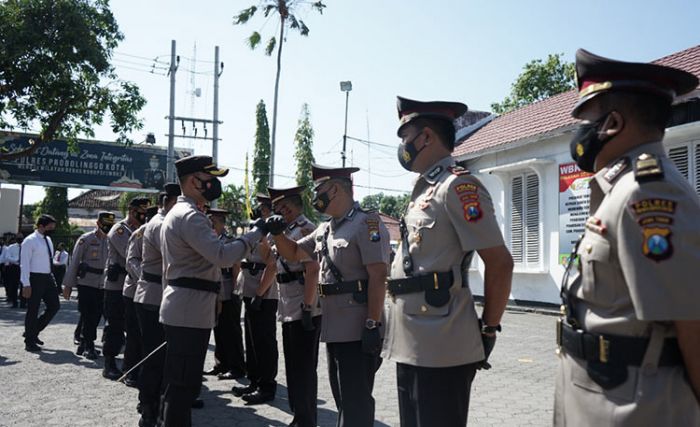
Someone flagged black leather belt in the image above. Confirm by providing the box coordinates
[277,271,304,284]
[386,271,453,295]
[557,320,683,366]
[241,262,266,274]
[84,266,103,275]
[141,271,163,284]
[168,277,220,294]
[318,280,368,296]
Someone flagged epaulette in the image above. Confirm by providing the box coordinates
[296,219,308,227]
[634,153,664,183]
[448,165,471,176]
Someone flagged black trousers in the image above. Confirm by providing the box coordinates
[396,362,478,427]
[282,316,322,427]
[213,296,245,374]
[24,273,60,343]
[136,303,165,408]
[162,325,210,427]
[77,285,103,347]
[53,265,66,291]
[74,314,83,341]
[123,296,142,375]
[326,341,382,427]
[242,297,278,394]
[5,265,20,305]
[102,289,125,357]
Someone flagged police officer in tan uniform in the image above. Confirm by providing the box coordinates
[231,194,280,405]
[103,197,150,380]
[273,164,390,427]
[134,183,180,427]
[62,211,113,359]
[384,97,514,426]
[268,186,321,427]
[555,49,700,426]
[160,155,269,426]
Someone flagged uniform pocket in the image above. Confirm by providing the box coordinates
[580,237,612,301]
[571,358,637,403]
[401,292,450,317]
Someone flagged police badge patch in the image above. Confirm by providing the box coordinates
[642,227,673,262]
[366,219,381,242]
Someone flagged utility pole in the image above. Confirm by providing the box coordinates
[340,81,352,167]
[167,40,179,182]
[213,46,221,167]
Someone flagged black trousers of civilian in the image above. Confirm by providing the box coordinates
[396,362,478,427]
[135,303,165,409]
[213,296,245,374]
[102,289,125,357]
[74,314,83,341]
[24,273,60,343]
[53,265,66,292]
[161,325,210,427]
[77,285,103,347]
[242,297,278,394]
[5,265,20,305]
[326,340,382,427]
[282,316,322,427]
[123,296,143,375]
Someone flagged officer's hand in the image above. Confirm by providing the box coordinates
[250,295,263,311]
[477,333,497,370]
[265,215,287,236]
[301,304,315,331]
[361,327,382,355]
[62,286,72,300]
[21,286,31,300]
[251,218,269,235]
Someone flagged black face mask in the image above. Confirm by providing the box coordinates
[312,187,334,213]
[99,224,112,234]
[197,176,222,201]
[569,114,615,173]
[43,229,54,237]
[397,132,426,171]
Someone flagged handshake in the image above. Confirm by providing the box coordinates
[252,215,287,236]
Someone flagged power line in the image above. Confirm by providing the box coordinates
[346,135,395,148]
[113,58,169,71]
[114,51,170,65]
[113,64,167,76]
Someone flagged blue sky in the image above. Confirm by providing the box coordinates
[13,0,700,204]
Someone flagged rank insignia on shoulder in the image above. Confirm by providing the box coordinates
[463,201,482,222]
[366,219,381,242]
[634,153,664,182]
[78,239,85,245]
[117,227,124,235]
[603,157,629,183]
[642,227,673,262]
[448,165,470,176]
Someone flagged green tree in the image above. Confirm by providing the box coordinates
[219,184,248,234]
[233,0,327,186]
[252,100,271,195]
[361,193,410,218]
[0,0,146,160]
[491,53,575,114]
[294,103,316,221]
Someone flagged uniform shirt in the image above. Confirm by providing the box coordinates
[53,250,69,266]
[124,224,145,299]
[383,156,505,368]
[236,237,279,300]
[20,230,54,287]
[555,142,700,426]
[134,211,165,306]
[3,243,20,265]
[219,234,236,302]
[63,229,108,289]
[159,195,263,329]
[104,219,135,291]
[276,214,319,323]
[297,202,390,343]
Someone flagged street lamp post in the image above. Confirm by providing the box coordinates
[340,81,352,167]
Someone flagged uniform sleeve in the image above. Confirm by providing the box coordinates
[63,236,86,288]
[108,224,131,259]
[182,211,260,267]
[19,238,32,287]
[358,213,391,266]
[125,232,143,280]
[445,174,505,251]
[296,226,318,258]
[617,180,700,321]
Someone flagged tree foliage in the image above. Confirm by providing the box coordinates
[219,184,249,234]
[233,0,327,186]
[491,53,575,114]
[293,103,316,222]
[252,100,271,195]
[361,192,410,219]
[0,0,146,159]
[33,187,70,233]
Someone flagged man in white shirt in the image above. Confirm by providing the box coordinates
[21,214,60,352]
[2,234,22,308]
[53,242,69,293]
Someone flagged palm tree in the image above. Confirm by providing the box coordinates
[233,0,327,186]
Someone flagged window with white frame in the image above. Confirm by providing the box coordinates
[510,172,540,269]
[667,141,700,197]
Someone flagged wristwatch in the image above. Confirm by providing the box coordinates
[300,303,313,311]
[481,323,502,334]
[365,319,381,330]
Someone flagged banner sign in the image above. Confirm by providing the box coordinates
[0,132,191,192]
[558,162,593,266]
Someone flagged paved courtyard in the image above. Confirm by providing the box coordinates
[0,294,558,426]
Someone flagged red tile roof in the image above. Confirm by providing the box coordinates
[454,45,700,158]
[68,189,122,210]
[378,212,400,241]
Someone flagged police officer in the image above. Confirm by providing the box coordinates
[204,208,246,380]
[554,49,700,426]
[103,197,150,380]
[133,183,180,427]
[267,186,321,427]
[160,155,270,426]
[62,211,113,359]
[231,194,280,405]
[272,164,390,427]
[384,97,514,426]
[144,155,166,190]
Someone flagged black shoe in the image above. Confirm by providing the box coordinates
[124,376,138,388]
[242,390,275,405]
[191,399,204,409]
[25,342,41,352]
[232,384,257,397]
[34,337,44,346]
[83,348,99,360]
[73,337,81,345]
[102,356,123,380]
[138,404,157,427]
[75,343,85,355]
[218,370,245,380]
[203,366,224,376]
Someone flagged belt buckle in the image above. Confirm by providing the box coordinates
[433,272,439,290]
[599,335,610,363]
[556,318,563,356]
[357,280,363,292]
